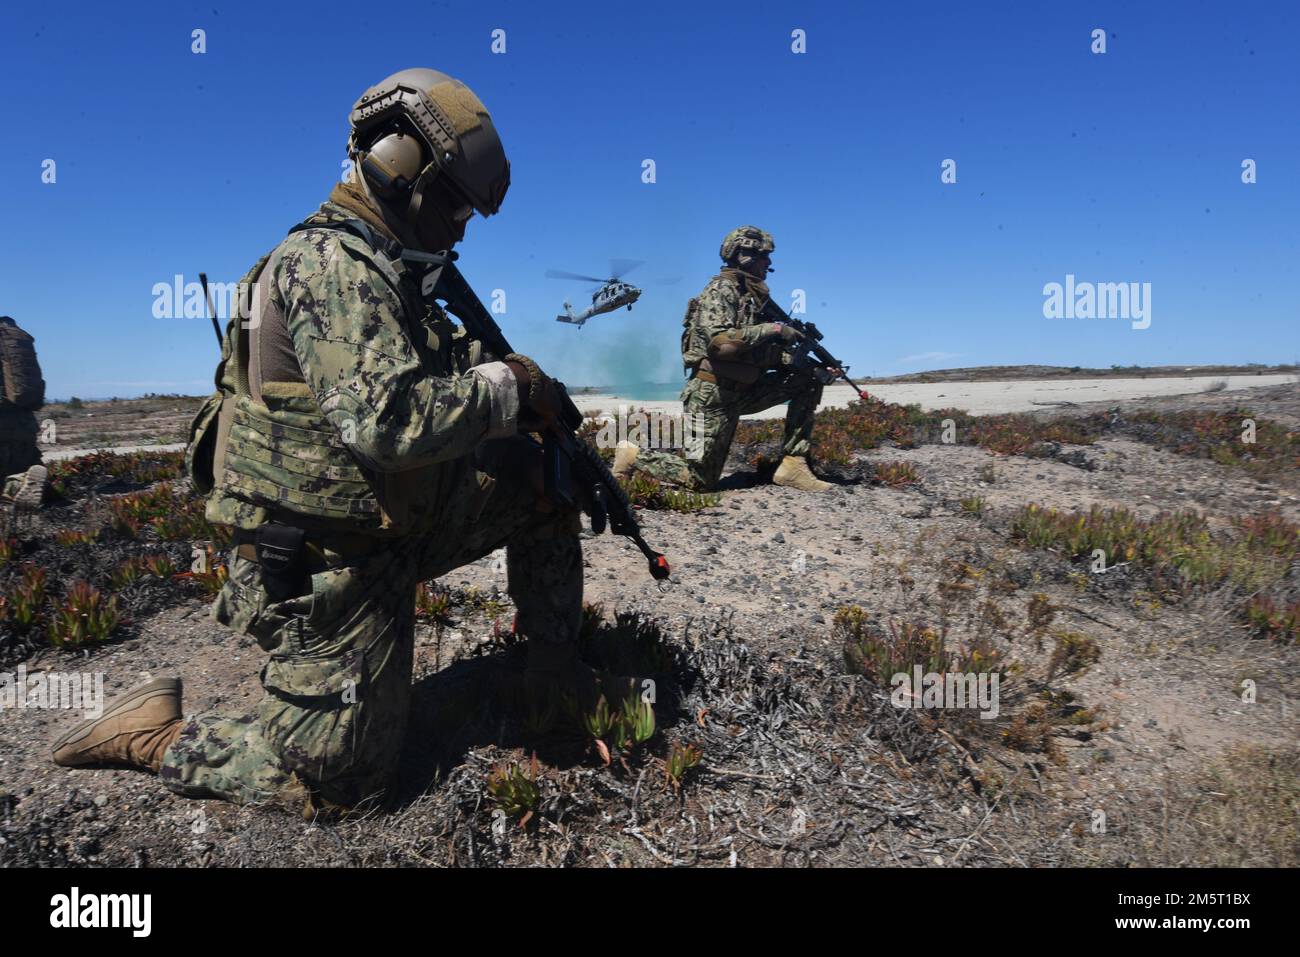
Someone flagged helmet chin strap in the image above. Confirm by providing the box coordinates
[405,163,458,252]
[405,163,434,229]
[348,158,425,251]
[351,152,460,253]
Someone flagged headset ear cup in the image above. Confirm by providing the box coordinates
[360,131,426,199]
[358,152,396,199]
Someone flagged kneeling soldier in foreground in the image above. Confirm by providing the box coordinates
[52,68,604,812]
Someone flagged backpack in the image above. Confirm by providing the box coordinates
[0,320,45,410]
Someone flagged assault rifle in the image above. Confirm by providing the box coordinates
[404,248,671,582]
[759,300,871,400]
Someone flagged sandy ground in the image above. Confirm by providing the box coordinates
[43,443,187,462]
[579,373,1298,419]
[38,374,1297,462]
[2,380,1295,867]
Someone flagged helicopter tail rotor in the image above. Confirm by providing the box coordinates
[556,301,586,326]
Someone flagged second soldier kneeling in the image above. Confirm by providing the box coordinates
[616,226,831,493]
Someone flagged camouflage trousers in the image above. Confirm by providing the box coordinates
[159,437,582,808]
[632,370,823,491]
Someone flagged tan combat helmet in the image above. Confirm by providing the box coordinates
[348,68,511,242]
[719,225,775,263]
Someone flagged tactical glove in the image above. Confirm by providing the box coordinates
[774,322,802,344]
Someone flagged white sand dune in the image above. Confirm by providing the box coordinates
[576,374,1298,420]
[38,374,1296,461]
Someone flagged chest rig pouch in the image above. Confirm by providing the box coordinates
[254,522,308,602]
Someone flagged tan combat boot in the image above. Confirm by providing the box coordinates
[772,455,832,492]
[611,441,640,481]
[51,677,184,773]
[5,463,47,508]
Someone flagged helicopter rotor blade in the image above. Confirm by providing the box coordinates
[545,268,608,283]
[608,259,645,281]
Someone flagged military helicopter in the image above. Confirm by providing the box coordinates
[546,259,644,328]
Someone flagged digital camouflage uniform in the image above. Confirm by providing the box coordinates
[632,268,823,490]
[160,197,582,808]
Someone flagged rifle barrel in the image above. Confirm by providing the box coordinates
[768,303,871,400]
[198,273,222,346]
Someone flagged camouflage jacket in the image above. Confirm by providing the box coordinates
[198,200,519,537]
[680,268,784,372]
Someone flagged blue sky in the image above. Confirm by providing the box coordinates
[1,0,1296,400]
